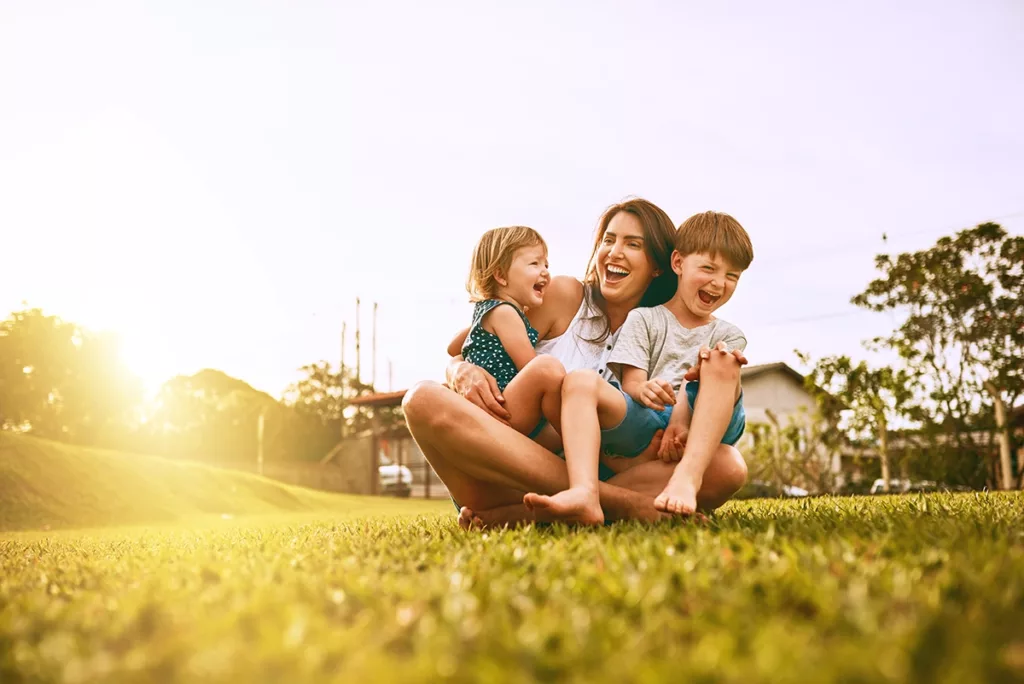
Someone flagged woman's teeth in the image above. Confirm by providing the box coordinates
[605,265,629,282]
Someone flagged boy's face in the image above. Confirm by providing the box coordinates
[671,251,743,319]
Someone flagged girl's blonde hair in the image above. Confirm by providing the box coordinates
[466,226,547,302]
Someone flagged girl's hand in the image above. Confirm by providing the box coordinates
[683,342,748,382]
[640,379,676,411]
[450,362,511,424]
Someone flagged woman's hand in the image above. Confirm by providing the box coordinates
[448,360,511,424]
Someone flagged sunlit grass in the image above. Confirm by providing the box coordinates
[2,493,1022,683]
[0,432,443,533]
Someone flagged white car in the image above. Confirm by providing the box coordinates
[379,457,413,497]
[870,478,907,494]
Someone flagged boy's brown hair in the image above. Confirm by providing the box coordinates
[466,226,547,302]
[675,211,754,270]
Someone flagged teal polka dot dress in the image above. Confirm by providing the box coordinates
[462,299,539,391]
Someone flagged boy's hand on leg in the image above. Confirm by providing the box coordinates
[640,379,676,411]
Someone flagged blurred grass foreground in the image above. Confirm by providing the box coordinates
[1,433,1023,683]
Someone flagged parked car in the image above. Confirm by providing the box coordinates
[379,455,413,497]
[735,480,810,499]
[868,478,973,494]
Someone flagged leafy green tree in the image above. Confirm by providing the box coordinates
[803,355,921,492]
[746,406,844,494]
[852,223,1023,489]
[0,308,140,445]
[143,369,280,463]
[282,361,404,439]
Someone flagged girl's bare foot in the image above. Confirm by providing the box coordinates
[654,469,702,516]
[523,488,604,526]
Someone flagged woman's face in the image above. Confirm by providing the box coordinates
[594,211,658,305]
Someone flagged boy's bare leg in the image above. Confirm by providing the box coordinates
[655,350,742,515]
[523,370,627,525]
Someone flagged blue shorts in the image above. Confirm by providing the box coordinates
[600,381,746,458]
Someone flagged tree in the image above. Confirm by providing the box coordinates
[282,361,404,438]
[746,406,844,494]
[803,355,920,492]
[852,223,1023,489]
[0,308,141,444]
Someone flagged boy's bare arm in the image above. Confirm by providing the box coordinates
[668,394,691,427]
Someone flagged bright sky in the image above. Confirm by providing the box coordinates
[2,1,1023,398]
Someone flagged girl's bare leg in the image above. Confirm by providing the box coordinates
[402,381,661,522]
[500,355,565,446]
[655,351,743,515]
[522,370,628,526]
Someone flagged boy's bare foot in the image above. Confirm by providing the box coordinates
[654,469,702,516]
[523,488,605,526]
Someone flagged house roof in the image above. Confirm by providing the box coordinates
[740,362,805,385]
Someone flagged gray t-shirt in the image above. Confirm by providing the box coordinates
[607,305,747,390]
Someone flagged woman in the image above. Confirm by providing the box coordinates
[403,198,749,526]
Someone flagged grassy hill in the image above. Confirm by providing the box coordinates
[0,432,442,532]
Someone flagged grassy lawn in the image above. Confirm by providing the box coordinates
[3,492,1023,683]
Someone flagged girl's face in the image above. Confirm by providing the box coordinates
[594,212,658,305]
[497,244,550,311]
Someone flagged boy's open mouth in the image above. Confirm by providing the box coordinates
[698,289,721,305]
[605,264,629,284]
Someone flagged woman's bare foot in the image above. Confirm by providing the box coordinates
[523,487,604,526]
[458,504,539,529]
[654,469,702,516]
[457,506,484,530]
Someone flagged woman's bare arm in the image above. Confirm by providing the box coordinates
[447,328,470,357]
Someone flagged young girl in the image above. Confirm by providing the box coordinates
[456,226,566,450]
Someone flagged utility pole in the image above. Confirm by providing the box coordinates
[355,297,361,388]
[340,321,347,440]
[372,301,378,390]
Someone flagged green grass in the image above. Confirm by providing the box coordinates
[0,433,443,532]
[3,492,1023,683]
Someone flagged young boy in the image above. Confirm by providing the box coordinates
[525,210,753,523]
